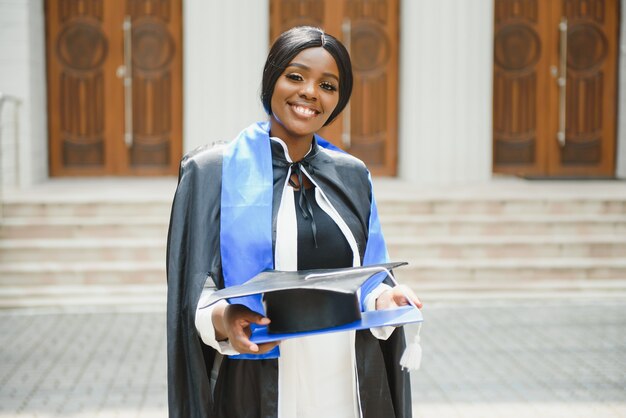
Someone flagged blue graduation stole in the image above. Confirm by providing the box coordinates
[220,121,389,360]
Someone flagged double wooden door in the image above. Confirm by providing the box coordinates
[46,0,182,176]
[493,0,619,177]
[271,0,399,176]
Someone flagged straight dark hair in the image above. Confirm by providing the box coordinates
[261,26,353,126]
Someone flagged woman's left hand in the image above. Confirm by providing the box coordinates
[375,285,423,310]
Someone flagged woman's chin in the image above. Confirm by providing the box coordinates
[272,119,321,141]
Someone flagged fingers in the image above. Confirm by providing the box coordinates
[229,317,259,352]
[231,326,279,354]
[375,286,423,310]
[256,341,280,354]
[392,285,423,309]
[224,304,275,354]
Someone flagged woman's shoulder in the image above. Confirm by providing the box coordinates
[315,145,372,198]
[180,141,227,171]
[317,145,369,176]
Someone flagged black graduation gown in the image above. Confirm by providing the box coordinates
[166,138,412,418]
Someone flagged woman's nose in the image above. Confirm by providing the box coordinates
[299,82,317,100]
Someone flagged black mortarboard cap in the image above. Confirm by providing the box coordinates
[200,262,423,343]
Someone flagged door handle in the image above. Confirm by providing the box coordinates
[556,17,567,147]
[341,19,351,149]
[118,15,134,148]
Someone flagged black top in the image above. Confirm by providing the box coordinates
[259,186,357,334]
[294,187,353,271]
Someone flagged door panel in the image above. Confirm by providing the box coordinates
[47,0,112,174]
[122,0,182,174]
[493,0,551,175]
[46,0,182,176]
[493,0,618,177]
[270,0,399,176]
[548,0,618,175]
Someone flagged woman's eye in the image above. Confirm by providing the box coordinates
[320,82,337,92]
[285,73,303,81]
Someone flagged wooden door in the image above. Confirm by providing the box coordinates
[270,0,399,176]
[46,0,182,176]
[493,0,618,177]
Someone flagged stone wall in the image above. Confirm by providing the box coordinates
[0,0,47,188]
[398,0,494,184]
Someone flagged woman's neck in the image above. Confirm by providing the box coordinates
[282,137,313,162]
[269,121,314,162]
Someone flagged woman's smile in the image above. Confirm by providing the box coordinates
[289,102,321,118]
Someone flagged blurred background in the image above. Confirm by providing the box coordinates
[0,0,625,417]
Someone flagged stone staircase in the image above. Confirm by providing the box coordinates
[1,178,625,307]
[0,180,174,308]
[378,187,626,297]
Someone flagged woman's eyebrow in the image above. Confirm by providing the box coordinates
[286,62,339,82]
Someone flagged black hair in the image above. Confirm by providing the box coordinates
[261,26,353,126]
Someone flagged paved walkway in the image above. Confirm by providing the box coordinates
[0,296,624,418]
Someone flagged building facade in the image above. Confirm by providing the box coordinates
[1,0,624,188]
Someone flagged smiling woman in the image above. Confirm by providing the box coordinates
[167,26,420,418]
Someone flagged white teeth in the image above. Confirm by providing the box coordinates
[293,105,317,117]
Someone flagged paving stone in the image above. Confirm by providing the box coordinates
[411,297,626,417]
[0,297,625,417]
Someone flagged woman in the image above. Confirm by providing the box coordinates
[167,26,421,418]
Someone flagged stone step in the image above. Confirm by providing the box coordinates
[3,236,626,263]
[376,198,626,216]
[380,214,626,236]
[394,258,626,282]
[2,281,626,309]
[3,282,626,309]
[3,213,626,240]
[4,196,626,219]
[0,217,168,239]
[0,261,165,286]
[0,239,165,262]
[1,258,625,286]
[2,200,172,218]
[398,278,626,294]
[0,284,166,309]
[387,235,626,259]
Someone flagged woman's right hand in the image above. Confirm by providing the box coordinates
[213,303,279,354]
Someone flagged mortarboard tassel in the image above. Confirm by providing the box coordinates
[377,266,423,371]
[400,321,422,371]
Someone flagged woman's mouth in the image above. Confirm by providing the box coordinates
[290,103,320,118]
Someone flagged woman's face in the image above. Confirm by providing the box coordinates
[270,47,340,143]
